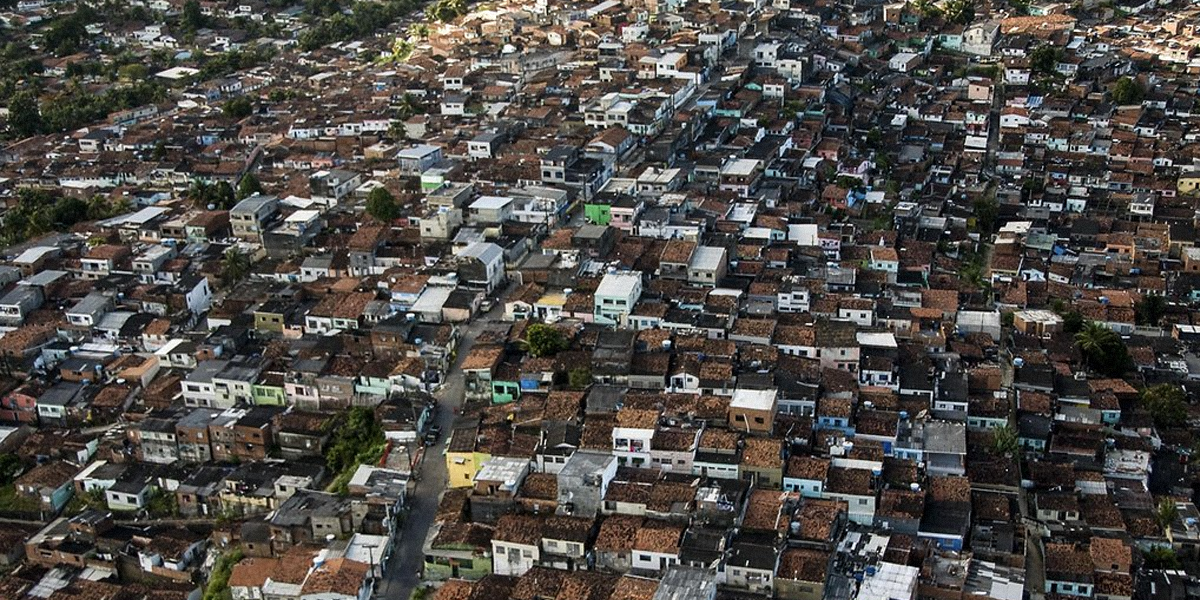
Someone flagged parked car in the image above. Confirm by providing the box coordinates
[424,424,442,445]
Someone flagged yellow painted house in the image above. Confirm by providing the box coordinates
[1179,174,1200,195]
[446,426,490,488]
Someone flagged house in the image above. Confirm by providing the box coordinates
[729,389,777,435]
[0,284,44,326]
[725,531,779,594]
[555,451,618,518]
[230,194,280,241]
[397,144,444,175]
[688,246,727,287]
[632,520,685,575]
[491,514,543,576]
[14,460,77,514]
[469,456,530,524]
[457,242,506,294]
[594,272,643,326]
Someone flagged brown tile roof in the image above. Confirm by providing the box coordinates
[310,291,375,319]
[632,520,684,554]
[228,557,280,589]
[825,467,871,496]
[785,455,829,481]
[1045,543,1093,575]
[795,499,844,542]
[494,514,544,546]
[743,489,790,532]
[616,408,659,429]
[609,575,658,600]
[928,475,971,503]
[1089,537,1131,573]
[520,473,558,501]
[595,515,642,552]
[742,437,782,468]
[777,548,829,582]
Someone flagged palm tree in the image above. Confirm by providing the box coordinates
[1155,498,1178,534]
[221,248,251,286]
[1074,321,1116,371]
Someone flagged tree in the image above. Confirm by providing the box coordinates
[523,323,567,357]
[223,96,254,120]
[1074,322,1131,377]
[1141,384,1188,429]
[1112,76,1145,105]
[0,454,23,485]
[395,93,425,121]
[7,89,43,139]
[1154,497,1179,532]
[1061,310,1084,334]
[1030,45,1061,75]
[1143,546,1180,570]
[991,424,1019,457]
[1135,293,1166,327]
[221,248,251,286]
[568,366,592,389]
[972,196,999,236]
[943,0,975,24]
[181,0,206,32]
[365,187,399,223]
[426,0,467,22]
[116,63,148,82]
[237,173,263,200]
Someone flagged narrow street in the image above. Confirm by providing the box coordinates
[376,289,513,600]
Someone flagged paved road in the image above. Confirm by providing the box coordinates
[376,290,513,600]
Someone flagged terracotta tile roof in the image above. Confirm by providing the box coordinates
[742,437,782,468]
[786,456,829,481]
[520,473,558,501]
[229,557,279,589]
[778,548,829,582]
[616,408,659,429]
[742,489,790,532]
[494,514,544,546]
[795,499,844,541]
[928,476,971,503]
[595,515,643,552]
[1089,537,1131,573]
[632,520,684,554]
[1045,543,1093,576]
[309,291,375,319]
[698,427,740,451]
[609,575,658,600]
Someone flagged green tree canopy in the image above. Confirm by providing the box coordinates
[1135,293,1166,327]
[1074,322,1131,377]
[365,187,399,223]
[991,424,1019,457]
[223,96,254,120]
[1141,384,1188,429]
[7,90,43,139]
[237,173,263,200]
[1030,45,1061,75]
[568,366,592,389]
[523,323,568,357]
[1112,76,1145,105]
[221,248,251,286]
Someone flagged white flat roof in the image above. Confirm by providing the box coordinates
[721,158,761,177]
[857,331,898,348]
[470,195,514,210]
[285,209,321,223]
[12,246,57,264]
[596,272,642,298]
[731,388,777,410]
[397,144,441,158]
